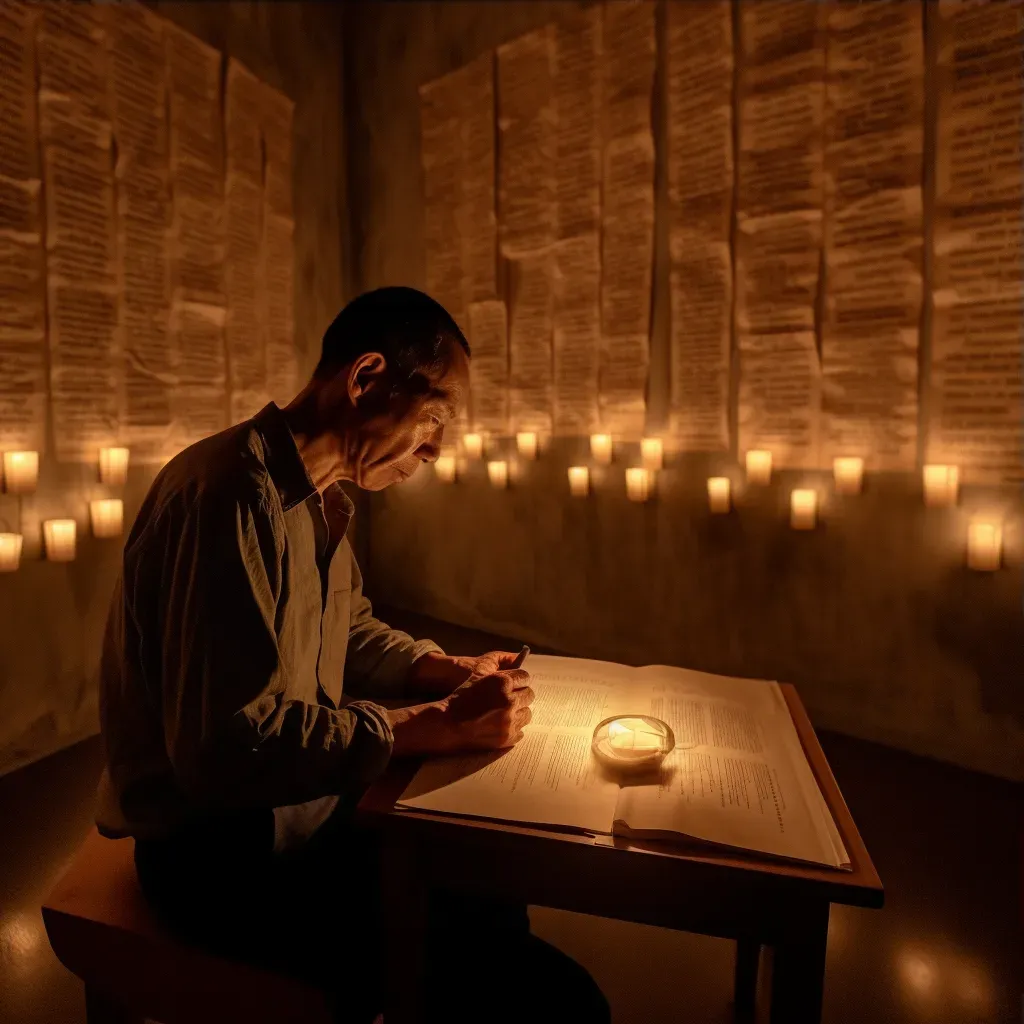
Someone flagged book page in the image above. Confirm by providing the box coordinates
[397,655,637,833]
[613,666,846,868]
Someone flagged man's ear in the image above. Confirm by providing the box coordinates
[346,352,388,404]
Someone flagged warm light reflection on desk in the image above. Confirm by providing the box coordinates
[707,477,731,514]
[967,520,1001,571]
[790,489,817,530]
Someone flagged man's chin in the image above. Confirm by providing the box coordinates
[366,465,418,490]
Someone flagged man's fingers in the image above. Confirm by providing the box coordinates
[488,650,522,668]
[513,686,535,710]
[515,706,533,727]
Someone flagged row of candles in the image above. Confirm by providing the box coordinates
[0,447,130,571]
[435,433,1006,572]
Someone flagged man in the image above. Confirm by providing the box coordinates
[97,287,608,1023]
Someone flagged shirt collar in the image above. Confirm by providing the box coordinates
[251,402,356,518]
[252,402,317,511]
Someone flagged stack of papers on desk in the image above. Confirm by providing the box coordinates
[397,655,850,870]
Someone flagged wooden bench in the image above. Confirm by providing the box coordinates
[42,828,336,1024]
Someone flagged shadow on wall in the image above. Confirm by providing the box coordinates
[931,568,1024,729]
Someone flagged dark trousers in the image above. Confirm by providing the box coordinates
[134,810,609,1024]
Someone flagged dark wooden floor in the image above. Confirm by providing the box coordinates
[1,610,1020,1023]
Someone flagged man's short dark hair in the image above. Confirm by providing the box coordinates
[315,286,470,382]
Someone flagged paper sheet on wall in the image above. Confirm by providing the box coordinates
[736,0,825,468]
[667,0,733,451]
[107,1,175,460]
[0,1,46,451]
[467,299,509,434]
[928,0,1023,483]
[822,0,922,471]
[498,28,556,259]
[550,10,601,436]
[38,6,119,459]
[166,23,226,445]
[509,254,554,434]
[600,1,655,438]
[420,55,496,339]
[553,235,600,435]
[225,61,267,424]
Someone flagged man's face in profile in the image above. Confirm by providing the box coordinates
[349,338,470,491]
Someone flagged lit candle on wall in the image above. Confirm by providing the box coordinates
[923,464,959,507]
[516,432,538,460]
[0,533,22,572]
[833,456,864,495]
[967,521,1002,571]
[90,499,124,538]
[626,467,652,502]
[590,434,613,465]
[568,465,590,497]
[790,489,818,530]
[3,450,39,494]
[707,477,731,514]
[43,519,76,561]
[434,454,456,483]
[745,449,772,485]
[462,433,483,459]
[640,437,663,471]
[99,446,130,486]
[487,460,508,489]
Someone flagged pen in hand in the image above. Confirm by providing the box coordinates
[510,645,530,670]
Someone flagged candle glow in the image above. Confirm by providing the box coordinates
[0,533,23,572]
[462,433,484,459]
[487,460,508,489]
[516,432,538,460]
[3,451,39,494]
[640,437,663,471]
[590,434,613,465]
[923,464,959,507]
[43,519,76,562]
[967,521,1002,571]
[626,467,652,503]
[99,447,130,486]
[434,455,456,483]
[568,466,589,497]
[90,499,124,538]
[790,489,818,530]
[833,457,864,495]
[707,477,731,514]
[746,449,772,485]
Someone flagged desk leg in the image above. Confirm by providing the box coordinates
[769,904,829,1024]
[733,939,760,1019]
[381,833,428,1024]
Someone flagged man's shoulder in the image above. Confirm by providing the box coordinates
[138,421,275,531]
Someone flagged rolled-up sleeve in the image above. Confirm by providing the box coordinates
[136,474,394,810]
[344,546,442,696]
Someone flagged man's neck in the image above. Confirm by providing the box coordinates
[282,385,354,494]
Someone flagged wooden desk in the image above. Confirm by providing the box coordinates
[359,684,883,1024]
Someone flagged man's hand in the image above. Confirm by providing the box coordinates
[387,659,534,756]
[407,650,525,697]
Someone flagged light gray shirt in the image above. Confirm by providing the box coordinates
[96,403,440,845]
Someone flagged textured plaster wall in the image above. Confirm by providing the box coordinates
[0,0,348,776]
[344,0,1024,780]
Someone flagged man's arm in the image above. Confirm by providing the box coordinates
[140,476,393,809]
[344,545,443,696]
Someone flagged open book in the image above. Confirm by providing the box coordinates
[397,655,850,870]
